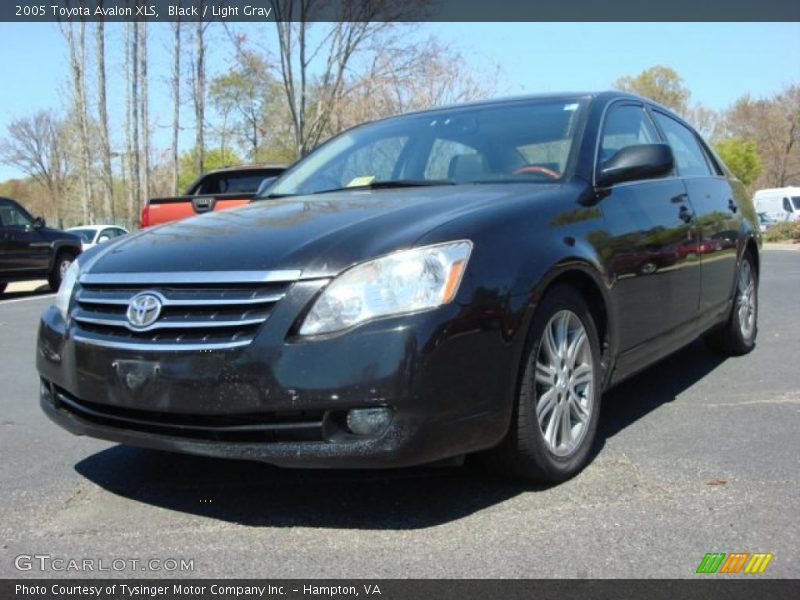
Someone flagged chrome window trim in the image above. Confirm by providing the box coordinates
[79,270,303,285]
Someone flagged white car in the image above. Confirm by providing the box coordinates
[66,225,129,251]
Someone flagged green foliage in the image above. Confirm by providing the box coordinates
[763,221,800,242]
[714,138,763,186]
[614,65,690,114]
[178,147,243,192]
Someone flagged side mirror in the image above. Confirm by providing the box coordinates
[98,235,111,244]
[597,144,674,187]
[32,216,46,228]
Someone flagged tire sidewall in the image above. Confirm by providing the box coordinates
[49,252,75,290]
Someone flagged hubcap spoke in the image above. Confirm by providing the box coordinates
[568,390,589,423]
[535,361,557,386]
[566,329,586,368]
[536,388,557,426]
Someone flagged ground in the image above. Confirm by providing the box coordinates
[0,248,797,578]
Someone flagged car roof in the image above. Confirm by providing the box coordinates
[352,90,682,127]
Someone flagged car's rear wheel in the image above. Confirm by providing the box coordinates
[705,252,758,356]
[0,283,7,296]
[48,251,76,291]
[487,284,602,482]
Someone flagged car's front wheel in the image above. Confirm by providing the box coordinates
[48,251,76,291]
[488,284,602,482]
[705,251,758,356]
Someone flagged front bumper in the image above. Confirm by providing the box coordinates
[36,282,518,468]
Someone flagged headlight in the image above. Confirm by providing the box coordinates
[54,259,81,321]
[299,240,472,336]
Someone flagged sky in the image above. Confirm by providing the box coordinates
[0,21,798,182]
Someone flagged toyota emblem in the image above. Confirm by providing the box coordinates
[126,292,164,329]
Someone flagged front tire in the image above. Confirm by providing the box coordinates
[705,252,758,356]
[487,284,602,482]
[48,251,76,291]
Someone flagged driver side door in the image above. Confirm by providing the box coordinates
[594,102,701,361]
[0,201,49,274]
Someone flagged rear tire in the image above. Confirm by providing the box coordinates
[0,283,6,296]
[48,251,76,291]
[704,252,758,356]
[485,284,602,482]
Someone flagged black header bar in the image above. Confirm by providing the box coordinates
[3,0,800,22]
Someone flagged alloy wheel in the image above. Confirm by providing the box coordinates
[737,260,756,339]
[533,310,595,457]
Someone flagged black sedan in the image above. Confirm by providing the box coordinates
[37,92,760,481]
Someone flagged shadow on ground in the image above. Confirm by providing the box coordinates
[75,340,726,529]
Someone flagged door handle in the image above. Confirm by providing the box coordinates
[679,205,694,223]
[728,199,738,213]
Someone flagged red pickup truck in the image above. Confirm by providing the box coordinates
[140,164,286,228]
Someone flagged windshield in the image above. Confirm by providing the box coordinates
[269,99,586,197]
[793,197,800,210]
[68,228,96,242]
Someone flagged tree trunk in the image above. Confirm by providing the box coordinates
[61,21,94,224]
[95,15,115,222]
[171,18,181,194]
[130,22,141,224]
[123,21,133,224]
[139,21,150,204]
[194,19,206,176]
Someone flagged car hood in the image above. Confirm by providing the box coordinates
[87,184,559,277]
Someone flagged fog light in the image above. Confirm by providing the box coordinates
[346,407,392,436]
[40,380,53,403]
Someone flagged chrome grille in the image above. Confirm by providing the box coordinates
[71,271,300,351]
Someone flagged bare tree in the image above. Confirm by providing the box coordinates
[268,0,420,157]
[171,15,182,194]
[0,112,72,226]
[332,39,499,131]
[139,21,151,202]
[124,20,141,223]
[60,20,94,223]
[725,85,800,187]
[190,16,210,176]
[95,11,115,222]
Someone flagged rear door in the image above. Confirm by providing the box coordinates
[596,102,701,352]
[651,110,740,316]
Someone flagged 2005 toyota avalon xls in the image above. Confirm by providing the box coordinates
[37,92,760,481]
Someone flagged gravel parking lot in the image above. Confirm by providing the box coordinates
[1,248,798,579]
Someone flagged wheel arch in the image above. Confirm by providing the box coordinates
[521,259,616,391]
[744,236,760,277]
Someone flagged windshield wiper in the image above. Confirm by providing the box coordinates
[312,179,456,195]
